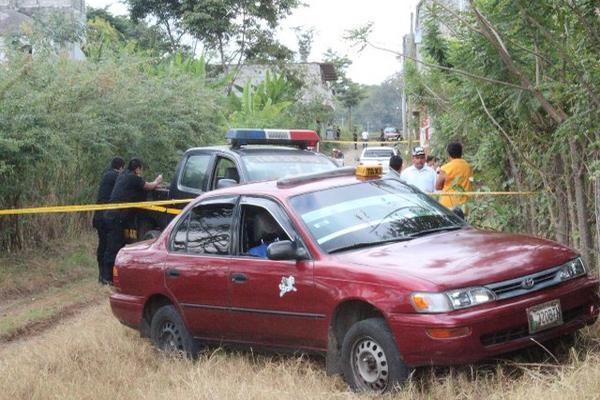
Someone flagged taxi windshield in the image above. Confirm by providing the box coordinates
[289,179,466,253]
[243,153,337,181]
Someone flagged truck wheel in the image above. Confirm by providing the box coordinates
[143,230,161,241]
[341,318,409,393]
[150,305,198,358]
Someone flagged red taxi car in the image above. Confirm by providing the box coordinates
[110,167,599,392]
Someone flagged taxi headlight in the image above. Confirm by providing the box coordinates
[411,287,496,313]
[557,257,586,281]
[445,287,496,310]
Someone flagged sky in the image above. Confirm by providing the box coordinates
[85,0,420,85]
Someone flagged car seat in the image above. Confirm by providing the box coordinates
[223,167,240,183]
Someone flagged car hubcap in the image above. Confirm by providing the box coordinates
[351,337,389,391]
[159,321,183,353]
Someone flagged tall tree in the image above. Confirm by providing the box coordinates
[293,26,314,62]
[127,0,300,69]
[337,81,367,132]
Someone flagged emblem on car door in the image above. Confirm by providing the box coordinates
[279,276,297,297]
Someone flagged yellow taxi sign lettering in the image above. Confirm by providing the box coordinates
[356,165,383,177]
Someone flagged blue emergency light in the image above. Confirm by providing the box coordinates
[226,128,320,148]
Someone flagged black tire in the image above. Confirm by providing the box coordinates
[136,219,155,242]
[341,318,410,393]
[150,305,198,358]
[142,230,161,241]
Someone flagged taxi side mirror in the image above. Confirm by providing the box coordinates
[267,240,308,261]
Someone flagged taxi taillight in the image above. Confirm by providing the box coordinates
[112,266,121,291]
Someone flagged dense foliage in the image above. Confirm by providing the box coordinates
[0,50,226,251]
[402,0,600,270]
[0,10,338,252]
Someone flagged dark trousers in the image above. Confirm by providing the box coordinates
[102,213,126,283]
[94,218,109,282]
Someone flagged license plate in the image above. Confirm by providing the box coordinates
[527,300,563,334]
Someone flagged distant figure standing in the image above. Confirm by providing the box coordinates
[379,129,385,146]
[352,131,358,150]
[335,126,341,141]
[385,155,403,179]
[361,131,369,148]
[101,158,163,285]
[401,146,436,192]
[436,142,473,209]
[426,155,440,170]
[93,157,124,284]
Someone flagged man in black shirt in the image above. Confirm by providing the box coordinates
[101,158,163,284]
[93,157,124,283]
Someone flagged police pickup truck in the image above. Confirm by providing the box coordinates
[135,129,337,240]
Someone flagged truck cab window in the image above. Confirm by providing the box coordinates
[213,157,239,189]
[180,154,211,191]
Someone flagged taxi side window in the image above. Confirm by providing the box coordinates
[240,205,290,256]
[180,154,211,191]
[213,157,239,189]
[172,214,189,252]
[171,204,234,255]
[188,204,234,255]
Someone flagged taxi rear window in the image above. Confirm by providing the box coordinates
[363,149,394,158]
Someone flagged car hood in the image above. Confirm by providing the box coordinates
[335,228,577,290]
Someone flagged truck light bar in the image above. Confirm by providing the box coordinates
[226,129,319,148]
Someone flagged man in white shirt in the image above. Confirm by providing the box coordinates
[400,146,436,192]
[361,131,369,148]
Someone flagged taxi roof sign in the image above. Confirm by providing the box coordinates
[356,164,383,177]
[227,128,320,149]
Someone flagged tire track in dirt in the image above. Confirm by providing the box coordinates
[0,284,108,349]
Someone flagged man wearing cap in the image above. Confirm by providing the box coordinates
[400,146,436,193]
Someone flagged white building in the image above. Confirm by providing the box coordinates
[232,62,337,108]
[0,0,86,60]
[402,0,466,147]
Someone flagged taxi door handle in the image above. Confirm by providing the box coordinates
[167,268,180,278]
[231,273,247,284]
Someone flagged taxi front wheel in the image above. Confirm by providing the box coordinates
[341,318,409,393]
[150,305,198,358]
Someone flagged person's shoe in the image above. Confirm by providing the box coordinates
[100,279,113,286]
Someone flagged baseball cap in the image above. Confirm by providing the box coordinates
[412,146,426,156]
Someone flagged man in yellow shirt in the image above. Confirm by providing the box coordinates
[436,142,473,209]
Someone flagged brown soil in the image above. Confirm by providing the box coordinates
[0,294,105,346]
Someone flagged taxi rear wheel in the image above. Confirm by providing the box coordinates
[341,318,409,393]
[150,305,198,358]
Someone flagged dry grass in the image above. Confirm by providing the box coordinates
[0,231,97,300]
[0,303,599,400]
[1,234,599,399]
[0,280,106,340]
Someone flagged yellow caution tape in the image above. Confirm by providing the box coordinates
[0,191,541,217]
[429,191,539,196]
[321,140,410,145]
[138,204,183,215]
[0,199,194,216]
